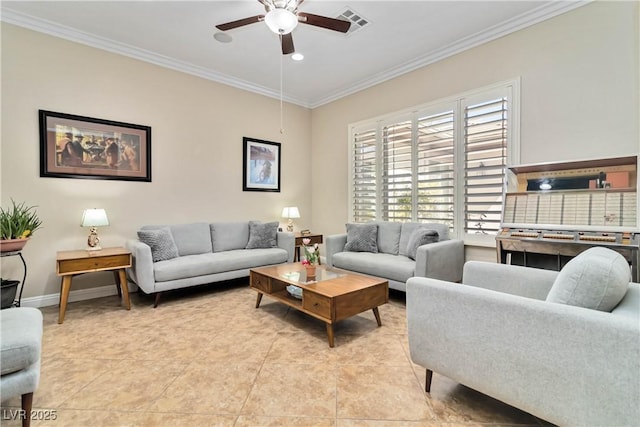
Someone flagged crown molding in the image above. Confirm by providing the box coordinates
[308,0,591,108]
[2,1,589,110]
[1,8,311,108]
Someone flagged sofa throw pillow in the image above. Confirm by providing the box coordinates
[137,228,179,262]
[546,247,631,312]
[406,229,439,260]
[245,221,278,249]
[344,223,379,253]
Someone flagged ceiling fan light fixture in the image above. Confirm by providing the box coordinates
[291,52,304,61]
[265,8,298,34]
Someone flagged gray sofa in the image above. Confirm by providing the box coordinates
[326,221,464,291]
[126,221,294,306]
[407,248,640,426]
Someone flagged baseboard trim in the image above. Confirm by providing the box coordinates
[20,283,136,308]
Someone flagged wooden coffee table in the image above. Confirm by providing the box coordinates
[250,263,389,347]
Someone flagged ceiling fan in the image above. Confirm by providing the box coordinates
[215,0,351,55]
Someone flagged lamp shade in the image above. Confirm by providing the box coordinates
[81,209,109,227]
[281,207,300,219]
[264,8,298,34]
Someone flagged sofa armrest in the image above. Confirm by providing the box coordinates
[125,239,155,294]
[406,277,640,427]
[277,231,295,263]
[325,233,347,267]
[414,239,464,282]
[463,261,558,300]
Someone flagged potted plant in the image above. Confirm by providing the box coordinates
[0,199,42,253]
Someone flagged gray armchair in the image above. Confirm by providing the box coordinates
[1,307,43,427]
[407,256,640,426]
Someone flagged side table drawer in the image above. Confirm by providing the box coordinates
[303,292,331,319]
[58,254,131,275]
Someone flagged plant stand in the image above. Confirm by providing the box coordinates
[0,250,27,308]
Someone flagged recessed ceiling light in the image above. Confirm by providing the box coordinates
[213,32,232,43]
[291,53,304,61]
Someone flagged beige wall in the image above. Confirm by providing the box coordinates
[310,1,640,245]
[1,24,311,301]
[2,1,638,302]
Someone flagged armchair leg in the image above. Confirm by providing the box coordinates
[153,292,161,308]
[425,369,433,393]
[21,392,33,427]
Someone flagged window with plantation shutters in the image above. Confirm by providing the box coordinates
[352,127,377,223]
[464,98,508,235]
[348,79,519,243]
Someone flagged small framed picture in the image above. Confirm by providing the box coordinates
[242,137,281,192]
[39,110,151,182]
[300,229,311,236]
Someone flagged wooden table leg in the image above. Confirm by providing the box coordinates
[113,271,122,297]
[255,292,263,308]
[326,323,335,348]
[58,275,73,324]
[372,307,382,327]
[117,269,131,310]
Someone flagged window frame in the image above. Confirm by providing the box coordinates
[348,78,520,246]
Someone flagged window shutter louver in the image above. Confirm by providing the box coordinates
[416,110,455,229]
[382,120,413,222]
[352,128,377,223]
[464,98,508,235]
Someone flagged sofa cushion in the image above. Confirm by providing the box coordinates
[375,221,402,255]
[399,223,449,257]
[211,222,249,252]
[169,223,213,256]
[406,228,440,260]
[344,223,378,253]
[153,253,218,282]
[246,221,278,249]
[332,252,415,283]
[137,228,179,262]
[153,249,288,282]
[209,248,289,273]
[546,247,631,312]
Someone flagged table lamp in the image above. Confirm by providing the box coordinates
[81,208,109,251]
[281,206,300,232]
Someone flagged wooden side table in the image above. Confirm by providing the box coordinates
[294,232,323,264]
[56,247,132,324]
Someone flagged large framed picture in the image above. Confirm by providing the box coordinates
[39,110,151,182]
[243,137,281,192]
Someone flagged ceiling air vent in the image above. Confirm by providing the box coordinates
[336,7,370,35]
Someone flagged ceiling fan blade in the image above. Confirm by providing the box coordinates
[257,0,271,11]
[281,33,295,55]
[297,12,350,33]
[216,15,264,31]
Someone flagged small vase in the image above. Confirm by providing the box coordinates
[304,264,317,278]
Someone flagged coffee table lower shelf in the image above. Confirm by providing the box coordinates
[250,266,388,347]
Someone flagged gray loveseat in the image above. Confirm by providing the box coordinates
[407,248,640,426]
[326,221,464,291]
[126,221,294,306]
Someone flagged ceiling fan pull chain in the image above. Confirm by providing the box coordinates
[280,44,285,134]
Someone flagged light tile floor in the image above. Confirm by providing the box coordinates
[1,280,552,426]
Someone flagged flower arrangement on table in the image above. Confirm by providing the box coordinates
[301,238,320,279]
[301,238,319,265]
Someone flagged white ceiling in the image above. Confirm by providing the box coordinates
[1,1,587,108]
